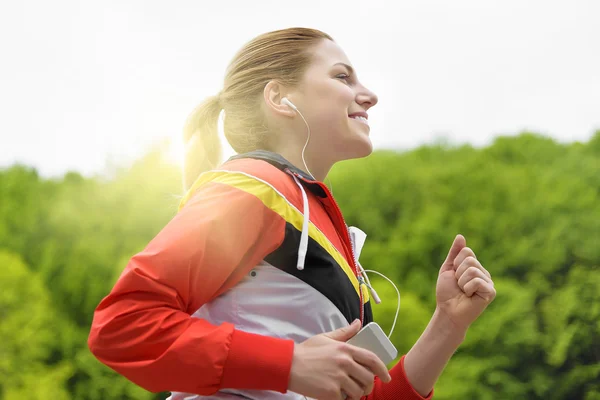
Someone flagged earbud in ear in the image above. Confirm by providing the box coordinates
[281,97,298,111]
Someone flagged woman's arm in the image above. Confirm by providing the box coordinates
[402,309,466,396]
[88,180,294,395]
[365,235,496,399]
[361,310,464,400]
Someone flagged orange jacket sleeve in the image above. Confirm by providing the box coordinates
[87,180,293,395]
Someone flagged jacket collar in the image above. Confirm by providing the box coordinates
[227,150,327,197]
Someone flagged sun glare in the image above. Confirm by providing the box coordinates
[219,111,238,162]
[166,135,186,170]
[166,110,237,169]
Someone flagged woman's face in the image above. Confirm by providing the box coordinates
[289,39,379,164]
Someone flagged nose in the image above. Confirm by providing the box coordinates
[356,84,378,110]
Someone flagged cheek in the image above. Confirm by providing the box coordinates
[306,82,355,133]
[323,86,355,124]
[335,84,355,104]
[312,80,354,104]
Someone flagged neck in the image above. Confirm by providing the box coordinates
[275,146,332,182]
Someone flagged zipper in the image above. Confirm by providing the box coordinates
[287,170,364,327]
[346,226,364,327]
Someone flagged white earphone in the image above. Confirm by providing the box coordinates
[281,97,298,111]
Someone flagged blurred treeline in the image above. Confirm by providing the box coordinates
[0,132,598,400]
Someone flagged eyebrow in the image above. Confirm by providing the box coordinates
[333,62,355,76]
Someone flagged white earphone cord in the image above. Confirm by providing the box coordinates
[290,99,399,338]
[294,104,334,193]
[293,106,314,181]
[290,108,398,400]
[291,100,398,400]
[362,269,401,339]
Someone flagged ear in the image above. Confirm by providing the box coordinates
[263,80,296,117]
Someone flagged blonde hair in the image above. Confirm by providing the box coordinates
[182,27,333,190]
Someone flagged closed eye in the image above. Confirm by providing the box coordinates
[336,73,352,83]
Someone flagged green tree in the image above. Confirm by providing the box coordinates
[331,132,600,399]
[0,132,598,399]
[0,250,73,399]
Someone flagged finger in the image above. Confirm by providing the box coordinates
[325,319,361,342]
[349,346,391,383]
[453,247,476,271]
[463,277,496,300]
[343,355,375,393]
[362,374,375,396]
[457,267,492,291]
[440,234,466,273]
[455,257,492,281]
[340,375,364,400]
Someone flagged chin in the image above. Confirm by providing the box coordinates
[340,136,373,161]
[355,142,374,158]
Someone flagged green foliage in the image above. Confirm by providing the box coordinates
[331,132,599,399]
[0,133,598,399]
[0,250,73,399]
[0,148,179,399]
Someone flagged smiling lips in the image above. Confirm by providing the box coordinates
[349,112,369,126]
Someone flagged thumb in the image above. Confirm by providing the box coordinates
[440,234,466,273]
[324,319,361,342]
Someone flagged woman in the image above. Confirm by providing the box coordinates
[88,27,496,400]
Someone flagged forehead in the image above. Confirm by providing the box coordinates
[308,39,353,71]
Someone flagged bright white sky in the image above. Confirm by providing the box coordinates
[1,0,598,177]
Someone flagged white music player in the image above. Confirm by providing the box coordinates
[347,322,398,365]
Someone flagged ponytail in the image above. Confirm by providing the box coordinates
[182,95,223,191]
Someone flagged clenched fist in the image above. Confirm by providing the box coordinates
[436,235,496,331]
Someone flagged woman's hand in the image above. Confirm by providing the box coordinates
[436,235,496,332]
[288,320,392,400]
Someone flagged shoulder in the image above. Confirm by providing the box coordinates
[219,158,292,188]
[179,158,301,211]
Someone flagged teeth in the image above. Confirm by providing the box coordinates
[350,116,369,125]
